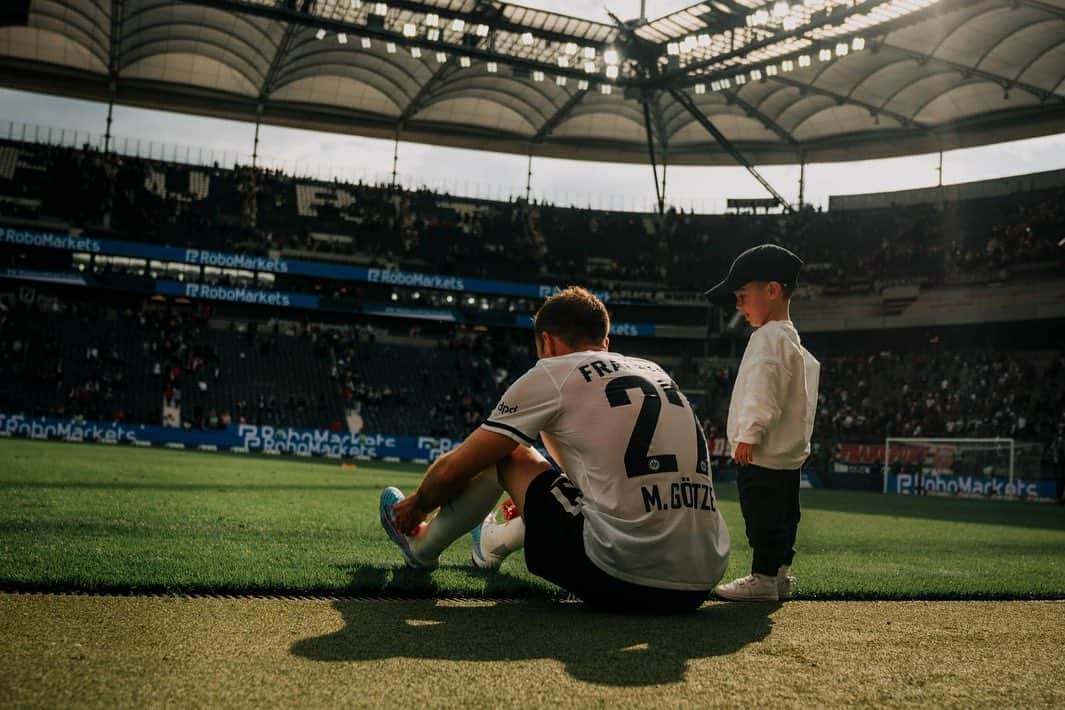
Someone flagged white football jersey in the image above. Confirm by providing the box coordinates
[483,350,730,591]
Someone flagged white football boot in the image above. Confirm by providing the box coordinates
[471,512,524,570]
[714,573,780,602]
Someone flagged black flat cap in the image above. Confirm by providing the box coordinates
[704,243,803,307]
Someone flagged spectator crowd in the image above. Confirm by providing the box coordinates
[2,139,1063,296]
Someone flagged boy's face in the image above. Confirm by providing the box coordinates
[733,281,779,327]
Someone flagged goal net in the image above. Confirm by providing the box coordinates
[883,437,1047,500]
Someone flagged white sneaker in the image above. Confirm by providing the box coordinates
[714,574,780,602]
[777,566,797,600]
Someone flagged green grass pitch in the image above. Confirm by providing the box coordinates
[1,438,1063,599]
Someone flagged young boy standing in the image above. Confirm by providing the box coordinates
[704,244,820,602]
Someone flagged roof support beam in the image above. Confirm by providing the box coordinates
[650,90,670,152]
[395,0,496,129]
[104,0,126,153]
[878,41,1064,103]
[668,88,792,211]
[531,88,589,143]
[641,90,667,214]
[722,89,801,149]
[397,63,459,129]
[769,75,927,129]
[253,0,313,166]
[260,0,314,101]
[1010,0,1065,21]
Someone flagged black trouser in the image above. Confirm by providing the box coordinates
[737,465,801,577]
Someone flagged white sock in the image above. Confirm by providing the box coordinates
[777,565,791,578]
[411,467,502,562]
[480,516,526,560]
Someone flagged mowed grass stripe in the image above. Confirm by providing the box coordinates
[0,439,1063,599]
[2,594,1064,707]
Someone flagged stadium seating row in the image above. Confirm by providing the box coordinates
[1,139,1063,294]
[1,294,1062,473]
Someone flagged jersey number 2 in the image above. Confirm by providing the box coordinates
[605,375,709,479]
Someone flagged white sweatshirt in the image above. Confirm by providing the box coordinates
[727,320,820,470]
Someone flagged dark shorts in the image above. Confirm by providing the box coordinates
[522,469,709,614]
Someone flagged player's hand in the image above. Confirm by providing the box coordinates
[734,442,755,466]
[392,493,429,535]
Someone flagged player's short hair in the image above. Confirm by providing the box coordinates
[534,286,610,348]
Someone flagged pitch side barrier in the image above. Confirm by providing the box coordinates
[3,414,832,492]
[1,227,611,302]
[0,413,462,464]
[832,442,1056,502]
[885,472,1056,501]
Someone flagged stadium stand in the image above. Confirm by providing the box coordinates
[1,138,1063,293]
[0,298,344,431]
[1,289,1062,478]
[0,294,536,441]
[1,136,1063,480]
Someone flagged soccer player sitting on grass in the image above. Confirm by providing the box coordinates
[704,245,821,602]
[380,287,730,613]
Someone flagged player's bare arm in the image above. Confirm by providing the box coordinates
[391,428,519,535]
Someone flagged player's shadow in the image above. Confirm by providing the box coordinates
[331,562,550,598]
[291,596,779,687]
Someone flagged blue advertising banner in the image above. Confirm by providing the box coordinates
[886,471,1056,502]
[2,227,609,301]
[0,413,461,462]
[155,280,321,309]
[0,262,665,337]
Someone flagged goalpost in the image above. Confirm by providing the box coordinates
[881,437,1042,497]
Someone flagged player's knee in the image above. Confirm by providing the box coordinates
[497,447,547,493]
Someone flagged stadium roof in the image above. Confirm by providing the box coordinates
[1,0,1064,170]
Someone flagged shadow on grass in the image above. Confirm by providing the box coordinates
[291,596,779,686]
[332,562,552,598]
